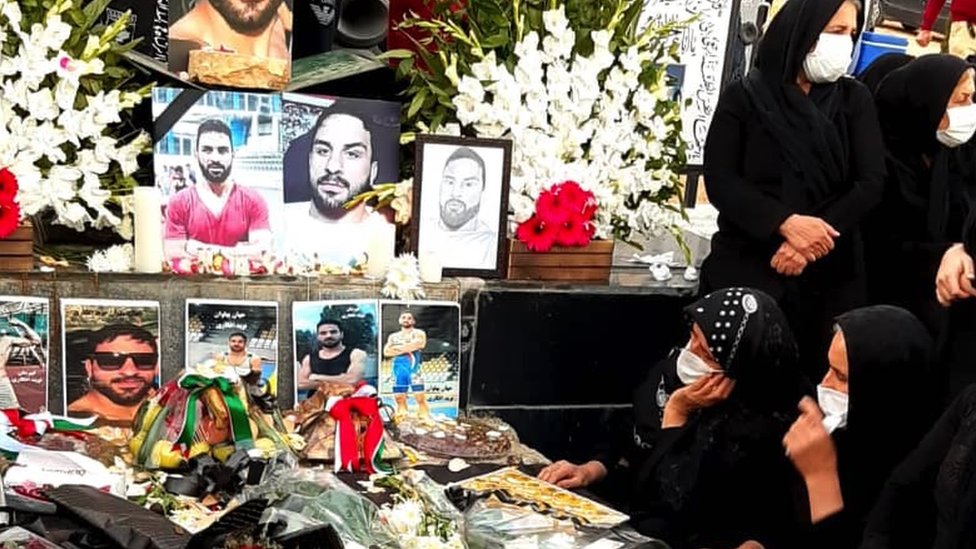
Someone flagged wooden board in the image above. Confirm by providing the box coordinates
[0,224,33,272]
[506,240,613,283]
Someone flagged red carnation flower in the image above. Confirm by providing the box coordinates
[0,168,18,202]
[555,214,596,247]
[0,199,20,240]
[516,215,560,252]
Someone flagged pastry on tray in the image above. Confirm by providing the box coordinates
[455,467,629,528]
[395,416,513,460]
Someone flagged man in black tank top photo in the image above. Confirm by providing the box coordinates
[297,319,366,395]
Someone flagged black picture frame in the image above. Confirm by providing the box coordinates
[410,134,513,279]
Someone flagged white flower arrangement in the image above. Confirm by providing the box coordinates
[448,5,686,241]
[86,243,133,273]
[382,254,426,301]
[377,492,464,549]
[0,0,150,237]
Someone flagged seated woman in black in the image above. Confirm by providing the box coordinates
[540,288,808,549]
[782,306,936,549]
[701,0,885,383]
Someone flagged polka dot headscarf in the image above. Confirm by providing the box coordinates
[684,287,763,373]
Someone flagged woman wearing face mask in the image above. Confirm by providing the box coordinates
[782,306,935,549]
[539,288,808,548]
[701,0,885,384]
[858,54,976,399]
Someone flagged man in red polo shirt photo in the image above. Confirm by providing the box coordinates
[164,119,272,260]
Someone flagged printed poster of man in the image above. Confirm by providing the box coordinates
[292,300,379,403]
[186,299,279,396]
[153,87,285,261]
[168,0,293,80]
[0,297,49,413]
[61,299,161,427]
[280,94,400,266]
[378,301,460,419]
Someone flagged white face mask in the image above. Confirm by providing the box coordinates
[676,345,721,385]
[937,104,976,148]
[817,384,849,434]
[803,33,854,84]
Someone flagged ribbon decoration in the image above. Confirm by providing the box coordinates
[175,375,253,453]
[0,410,97,438]
[327,386,390,474]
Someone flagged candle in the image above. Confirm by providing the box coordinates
[419,250,442,283]
[365,221,396,278]
[133,187,164,273]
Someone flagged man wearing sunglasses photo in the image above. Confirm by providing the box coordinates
[67,324,159,425]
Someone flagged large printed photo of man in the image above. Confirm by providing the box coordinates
[62,299,161,427]
[153,88,285,260]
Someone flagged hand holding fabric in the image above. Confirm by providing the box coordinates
[936,243,976,306]
[778,214,839,260]
[663,374,735,428]
[770,242,809,276]
[537,460,607,489]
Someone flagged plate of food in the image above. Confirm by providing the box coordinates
[453,467,629,528]
[395,417,513,460]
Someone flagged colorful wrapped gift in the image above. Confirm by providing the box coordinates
[130,357,297,470]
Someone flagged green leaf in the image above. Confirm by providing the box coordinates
[480,33,509,48]
[80,0,113,31]
[407,87,429,119]
[377,49,415,61]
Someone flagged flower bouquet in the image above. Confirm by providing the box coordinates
[393,0,689,252]
[0,0,150,255]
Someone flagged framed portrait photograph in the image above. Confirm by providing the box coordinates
[152,87,284,262]
[411,134,512,278]
[186,299,279,396]
[279,94,399,267]
[0,297,49,413]
[61,299,161,428]
[292,300,380,404]
[378,300,461,419]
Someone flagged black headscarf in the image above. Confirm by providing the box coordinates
[870,54,972,240]
[744,0,862,209]
[857,53,913,95]
[833,305,934,519]
[644,288,806,505]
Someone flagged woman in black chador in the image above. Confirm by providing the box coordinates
[701,0,885,382]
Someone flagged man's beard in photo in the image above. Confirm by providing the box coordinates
[210,0,284,34]
[441,199,479,229]
[312,173,370,219]
[319,338,341,349]
[92,376,151,406]
[199,159,231,184]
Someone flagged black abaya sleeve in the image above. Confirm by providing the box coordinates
[819,82,887,233]
[704,81,794,240]
[858,386,976,549]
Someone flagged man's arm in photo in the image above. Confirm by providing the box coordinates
[345,348,367,384]
[229,190,272,257]
[164,190,194,260]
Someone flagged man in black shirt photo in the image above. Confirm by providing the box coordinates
[296,318,366,395]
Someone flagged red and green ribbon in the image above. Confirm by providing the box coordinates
[328,395,391,474]
[175,375,252,452]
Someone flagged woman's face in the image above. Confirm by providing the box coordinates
[821,330,850,393]
[821,1,859,39]
[939,69,976,131]
[689,323,723,371]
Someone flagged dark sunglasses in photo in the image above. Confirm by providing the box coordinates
[89,351,158,370]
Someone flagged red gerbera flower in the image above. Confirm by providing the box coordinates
[535,188,571,224]
[516,215,560,252]
[0,199,20,240]
[552,181,597,219]
[0,168,18,202]
[555,214,596,247]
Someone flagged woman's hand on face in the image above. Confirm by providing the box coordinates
[665,374,736,427]
[537,460,607,489]
[936,243,976,306]
[771,242,808,276]
[783,397,837,479]
[778,215,839,260]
